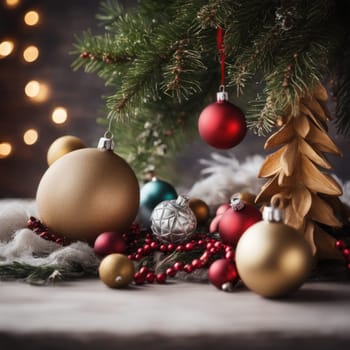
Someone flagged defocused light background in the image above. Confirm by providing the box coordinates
[0,0,108,197]
[1,0,349,198]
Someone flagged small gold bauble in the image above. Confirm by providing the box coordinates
[36,147,140,243]
[98,253,135,288]
[236,220,313,298]
[47,135,86,166]
[189,198,210,225]
[237,191,256,205]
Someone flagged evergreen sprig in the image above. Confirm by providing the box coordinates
[0,262,97,286]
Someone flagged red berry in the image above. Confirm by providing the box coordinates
[134,254,141,261]
[197,239,205,246]
[184,264,193,273]
[166,267,176,277]
[174,262,184,271]
[191,259,203,269]
[225,251,235,260]
[209,247,216,254]
[336,240,346,250]
[160,244,168,252]
[156,272,167,284]
[167,243,175,251]
[150,241,159,249]
[139,266,149,276]
[143,244,152,254]
[146,272,155,283]
[200,251,210,261]
[185,242,194,251]
[214,241,222,249]
[206,242,213,250]
[134,272,144,285]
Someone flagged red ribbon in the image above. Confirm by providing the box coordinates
[217,26,225,86]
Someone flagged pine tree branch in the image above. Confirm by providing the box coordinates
[0,261,97,285]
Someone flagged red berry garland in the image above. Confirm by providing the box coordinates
[27,216,350,287]
[335,240,350,270]
[126,230,237,285]
[27,216,71,245]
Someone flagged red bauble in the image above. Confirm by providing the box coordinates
[94,232,126,257]
[209,203,230,233]
[218,199,262,245]
[208,259,239,290]
[198,99,246,149]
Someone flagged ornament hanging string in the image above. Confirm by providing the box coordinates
[217,26,226,88]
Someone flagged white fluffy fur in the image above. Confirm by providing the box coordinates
[0,200,99,271]
[189,152,265,207]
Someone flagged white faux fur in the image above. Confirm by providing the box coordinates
[188,152,265,207]
[0,200,99,272]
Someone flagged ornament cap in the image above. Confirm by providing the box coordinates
[176,195,190,207]
[221,282,234,292]
[115,276,123,283]
[216,91,228,102]
[230,195,245,211]
[262,206,283,223]
[97,137,114,151]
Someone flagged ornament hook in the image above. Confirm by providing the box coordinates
[176,195,190,207]
[230,194,245,211]
[98,117,115,150]
[262,205,283,223]
[98,137,114,151]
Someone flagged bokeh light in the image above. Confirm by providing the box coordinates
[23,129,39,145]
[24,10,40,26]
[23,45,39,62]
[52,107,68,124]
[24,80,49,102]
[0,142,12,158]
[0,40,15,58]
[5,0,20,8]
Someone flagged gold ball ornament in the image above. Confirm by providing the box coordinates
[47,135,86,166]
[189,198,210,225]
[236,206,313,298]
[237,191,256,205]
[36,137,140,243]
[98,253,135,288]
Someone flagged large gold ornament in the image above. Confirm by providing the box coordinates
[236,206,313,298]
[47,135,86,166]
[98,253,135,288]
[36,137,140,243]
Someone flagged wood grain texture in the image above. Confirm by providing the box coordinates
[256,84,347,261]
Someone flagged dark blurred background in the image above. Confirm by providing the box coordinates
[1,0,350,198]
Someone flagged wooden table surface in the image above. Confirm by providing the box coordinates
[0,279,350,350]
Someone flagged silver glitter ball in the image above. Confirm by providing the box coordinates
[151,195,197,244]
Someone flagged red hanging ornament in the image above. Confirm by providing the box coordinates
[218,196,262,245]
[198,27,246,149]
[208,258,239,291]
[198,91,246,149]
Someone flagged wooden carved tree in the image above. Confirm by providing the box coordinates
[256,83,345,260]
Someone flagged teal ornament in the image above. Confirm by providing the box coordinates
[139,177,177,228]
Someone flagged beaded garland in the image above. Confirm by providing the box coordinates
[27,216,350,285]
